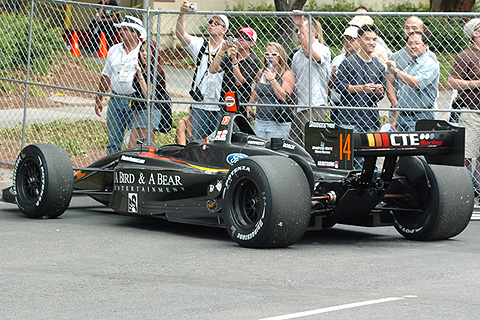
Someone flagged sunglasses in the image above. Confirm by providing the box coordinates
[344,36,356,42]
[239,34,253,41]
[208,20,224,27]
[264,52,279,57]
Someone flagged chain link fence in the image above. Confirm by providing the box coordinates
[0,0,479,202]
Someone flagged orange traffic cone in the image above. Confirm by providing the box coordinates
[70,30,83,58]
[97,32,108,58]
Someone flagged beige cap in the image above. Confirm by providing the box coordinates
[344,26,359,38]
[464,18,480,40]
[349,15,374,27]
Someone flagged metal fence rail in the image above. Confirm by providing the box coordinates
[0,0,479,205]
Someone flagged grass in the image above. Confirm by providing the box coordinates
[0,112,188,158]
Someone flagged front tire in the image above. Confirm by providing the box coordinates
[13,144,73,218]
[391,158,473,240]
[223,156,311,248]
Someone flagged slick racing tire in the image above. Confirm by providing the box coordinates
[223,156,311,248]
[13,144,73,218]
[392,157,473,240]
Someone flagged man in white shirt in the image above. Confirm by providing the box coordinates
[94,15,146,155]
[176,1,228,140]
[290,12,331,145]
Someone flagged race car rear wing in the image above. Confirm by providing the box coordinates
[305,120,465,170]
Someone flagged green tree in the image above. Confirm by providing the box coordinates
[430,0,475,12]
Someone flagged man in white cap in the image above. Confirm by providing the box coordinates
[447,18,480,198]
[289,12,331,145]
[94,15,146,154]
[176,0,229,140]
[209,27,261,117]
[330,26,359,106]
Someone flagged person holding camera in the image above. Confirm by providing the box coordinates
[246,42,295,140]
[175,1,229,140]
[209,27,261,118]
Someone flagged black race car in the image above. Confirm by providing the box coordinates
[3,95,474,248]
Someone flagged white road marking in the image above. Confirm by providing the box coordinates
[258,295,417,320]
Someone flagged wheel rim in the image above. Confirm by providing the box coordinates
[230,177,262,230]
[17,159,43,205]
[392,206,428,230]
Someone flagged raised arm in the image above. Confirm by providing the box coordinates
[175,0,192,47]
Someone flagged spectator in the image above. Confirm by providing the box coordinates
[330,26,359,106]
[94,15,146,155]
[289,13,331,145]
[246,42,295,140]
[128,40,166,148]
[447,18,480,197]
[333,24,386,133]
[386,31,439,132]
[209,27,261,117]
[386,16,438,124]
[89,0,118,50]
[349,15,392,65]
[176,1,228,140]
[354,5,368,13]
[175,107,192,145]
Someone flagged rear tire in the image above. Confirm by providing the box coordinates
[392,158,473,240]
[223,156,311,248]
[13,144,73,218]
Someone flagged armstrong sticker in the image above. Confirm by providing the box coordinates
[226,153,248,166]
[317,160,337,168]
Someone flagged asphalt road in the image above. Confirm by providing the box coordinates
[1,195,479,320]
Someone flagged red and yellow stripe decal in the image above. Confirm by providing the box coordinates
[366,133,390,148]
[138,147,229,173]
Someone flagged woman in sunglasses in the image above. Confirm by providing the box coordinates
[209,27,261,118]
[246,42,295,140]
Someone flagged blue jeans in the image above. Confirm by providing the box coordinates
[106,96,133,155]
[191,108,222,140]
[132,108,162,130]
[254,119,291,140]
[397,111,434,132]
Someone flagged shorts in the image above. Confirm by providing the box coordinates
[132,108,162,130]
[458,109,480,159]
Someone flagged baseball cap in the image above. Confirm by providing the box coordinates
[207,14,229,30]
[464,18,480,40]
[237,27,257,42]
[349,15,374,27]
[344,26,359,38]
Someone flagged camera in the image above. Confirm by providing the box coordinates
[228,37,238,45]
[187,3,197,11]
[189,88,203,102]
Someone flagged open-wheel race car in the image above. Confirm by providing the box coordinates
[2,92,475,248]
